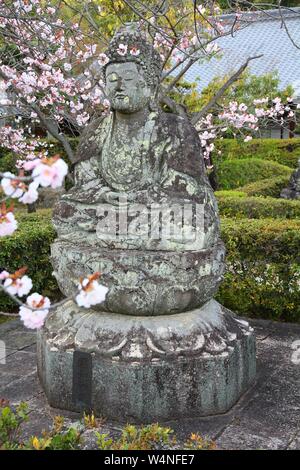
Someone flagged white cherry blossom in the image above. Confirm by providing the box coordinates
[4,275,33,297]
[117,43,128,56]
[1,172,25,198]
[76,273,109,309]
[0,210,18,237]
[32,157,68,189]
[19,293,51,329]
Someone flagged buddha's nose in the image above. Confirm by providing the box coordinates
[116,76,125,90]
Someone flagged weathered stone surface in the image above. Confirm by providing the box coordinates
[37,299,256,422]
[0,318,299,449]
[281,157,300,200]
[36,187,65,209]
[0,321,36,350]
[51,242,225,315]
[38,22,256,421]
[51,23,225,316]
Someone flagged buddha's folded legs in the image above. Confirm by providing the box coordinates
[53,198,98,235]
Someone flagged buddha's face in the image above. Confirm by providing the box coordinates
[105,62,153,113]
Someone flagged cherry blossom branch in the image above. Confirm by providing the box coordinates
[159,94,188,117]
[0,269,108,329]
[133,0,179,38]
[122,0,211,61]
[161,22,252,85]
[0,312,18,317]
[0,69,75,163]
[0,173,33,182]
[31,105,76,163]
[191,54,263,125]
[278,0,300,50]
[0,283,72,311]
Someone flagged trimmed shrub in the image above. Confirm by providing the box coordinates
[217,195,300,219]
[216,158,292,190]
[215,190,246,198]
[217,218,300,322]
[221,217,300,263]
[1,211,299,322]
[237,175,291,198]
[0,152,18,173]
[214,138,300,169]
[0,209,61,312]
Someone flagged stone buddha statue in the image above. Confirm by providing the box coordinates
[39,23,256,423]
[51,23,226,315]
[281,157,300,200]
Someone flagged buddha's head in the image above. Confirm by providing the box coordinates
[103,23,162,114]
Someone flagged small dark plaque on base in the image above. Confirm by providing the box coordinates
[72,350,92,412]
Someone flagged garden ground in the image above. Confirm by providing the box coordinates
[0,317,299,450]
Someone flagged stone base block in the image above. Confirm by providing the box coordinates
[37,299,256,423]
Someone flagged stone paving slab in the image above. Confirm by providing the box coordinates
[0,318,299,450]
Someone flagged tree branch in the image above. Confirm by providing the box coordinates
[31,105,76,163]
[159,94,188,118]
[191,54,263,125]
[0,69,75,163]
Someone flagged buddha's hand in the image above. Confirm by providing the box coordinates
[101,189,149,205]
[101,191,129,206]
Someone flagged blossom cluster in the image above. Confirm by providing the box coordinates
[0,268,108,329]
[0,154,68,214]
[0,0,109,134]
[0,155,68,236]
[0,203,18,237]
[196,97,299,162]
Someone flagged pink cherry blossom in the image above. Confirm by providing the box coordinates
[32,157,68,189]
[23,159,41,171]
[4,275,33,297]
[76,273,108,308]
[98,53,109,66]
[103,99,110,109]
[1,172,25,198]
[0,210,18,237]
[19,293,50,329]
[130,47,140,56]
[19,306,48,329]
[180,36,190,50]
[18,181,39,204]
[0,271,9,280]
[197,4,206,15]
[76,111,90,126]
[205,42,220,54]
[117,43,128,56]
[239,103,248,112]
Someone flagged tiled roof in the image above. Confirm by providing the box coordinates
[182,8,300,98]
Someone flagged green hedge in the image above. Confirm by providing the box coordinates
[1,211,300,322]
[216,158,292,190]
[217,195,300,219]
[0,209,60,312]
[0,152,18,173]
[218,218,300,322]
[215,190,246,198]
[237,175,291,198]
[215,138,300,169]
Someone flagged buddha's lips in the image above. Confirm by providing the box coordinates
[114,93,127,99]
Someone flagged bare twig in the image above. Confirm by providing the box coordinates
[0,282,73,311]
